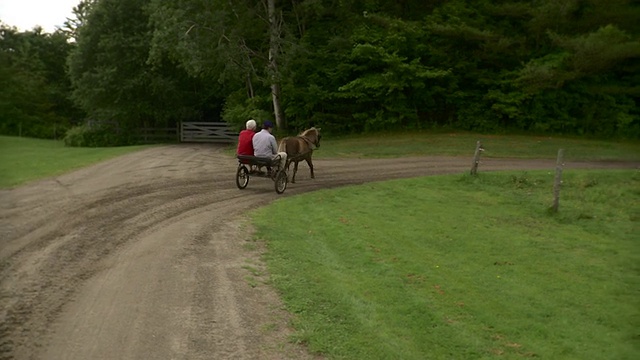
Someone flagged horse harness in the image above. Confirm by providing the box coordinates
[300,135,317,149]
[286,135,316,163]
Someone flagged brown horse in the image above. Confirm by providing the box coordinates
[277,127,321,183]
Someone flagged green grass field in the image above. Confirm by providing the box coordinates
[251,170,639,359]
[2,134,638,358]
[317,131,640,160]
[3,133,638,189]
[0,136,151,188]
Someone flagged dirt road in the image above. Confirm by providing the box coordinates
[1,144,636,360]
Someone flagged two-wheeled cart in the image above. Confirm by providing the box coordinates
[235,154,288,194]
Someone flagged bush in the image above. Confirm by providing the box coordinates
[222,91,274,131]
[63,123,134,147]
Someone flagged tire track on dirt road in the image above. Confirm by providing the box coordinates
[0,144,637,360]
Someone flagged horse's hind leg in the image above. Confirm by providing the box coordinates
[306,157,314,179]
[291,161,299,183]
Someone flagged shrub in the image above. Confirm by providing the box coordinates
[63,123,134,147]
[222,91,274,131]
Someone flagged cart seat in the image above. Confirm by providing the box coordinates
[237,155,278,167]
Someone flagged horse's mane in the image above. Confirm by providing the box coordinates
[299,127,318,137]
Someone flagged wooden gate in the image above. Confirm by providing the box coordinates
[180,122,238,143]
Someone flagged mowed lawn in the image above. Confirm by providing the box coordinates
[0,136,151,188]
[250,170,639,359]
[2,134,639,359]
[317,131,640,161]
[3,132,639,188]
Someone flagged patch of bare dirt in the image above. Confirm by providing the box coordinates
[0,144,637,360]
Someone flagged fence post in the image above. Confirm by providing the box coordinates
[470,141,484,175]
[177,122,182,143]
[551,149,565,213]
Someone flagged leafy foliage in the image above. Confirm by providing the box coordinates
[63,123,135,147]
[67,0,224,137]
[0,25,81,139]
[1,0,639,144]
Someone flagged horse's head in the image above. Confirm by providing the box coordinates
[301,127,321,149]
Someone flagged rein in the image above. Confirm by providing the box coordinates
[285,135,315,161]
[300,135,316,149]
[298,129,318,149]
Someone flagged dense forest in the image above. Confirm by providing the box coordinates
[1,0,639,145]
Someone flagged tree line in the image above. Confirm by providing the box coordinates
[1,0,639,145]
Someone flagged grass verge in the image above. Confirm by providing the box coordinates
[317,131,640,161]
[0,136,151,188]
[251,170,639,359]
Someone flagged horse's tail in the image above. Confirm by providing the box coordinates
[278,138,288,153]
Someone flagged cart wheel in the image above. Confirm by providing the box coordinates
[274,170,287,194]
[236,165,249,189]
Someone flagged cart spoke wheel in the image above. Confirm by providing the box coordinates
[275,170,287,194]
[236,166,249,189]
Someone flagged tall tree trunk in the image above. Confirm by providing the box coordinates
[268,0,285,129]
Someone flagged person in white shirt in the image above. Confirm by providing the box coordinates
[252,121,287,172]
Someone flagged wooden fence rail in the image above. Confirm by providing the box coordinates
[132,122,237,144]
[137,127,179,143]
[180,122,238,143]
